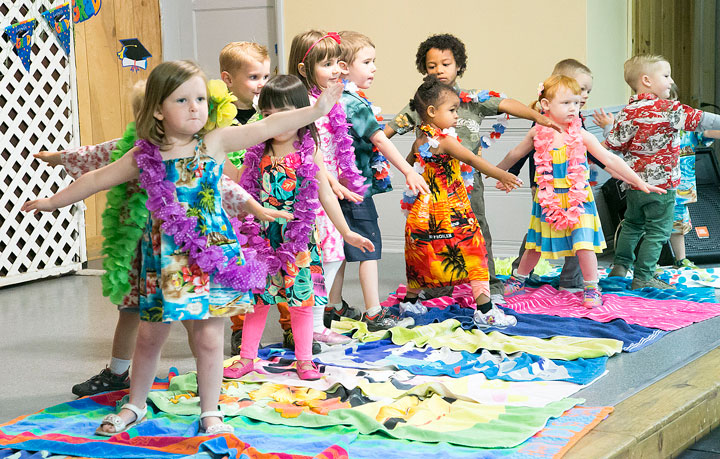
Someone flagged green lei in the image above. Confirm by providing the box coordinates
[100,122,148,304]
[226,111,263,167]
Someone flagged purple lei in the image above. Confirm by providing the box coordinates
[133,139,267,292]
[310,87,368,196]
[237,129,320,276]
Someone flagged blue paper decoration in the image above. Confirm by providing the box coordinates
[41,3,71,55]
[4,19,37,71]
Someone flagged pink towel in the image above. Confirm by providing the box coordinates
[505,285,720,331]
[382,284,476,310]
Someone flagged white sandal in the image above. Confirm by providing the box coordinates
[199,410,234,436]
[95,403,147,437]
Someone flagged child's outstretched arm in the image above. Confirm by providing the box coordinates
[498,98,562,133]
[440,137,522,192]
[314,150,375,253]
[210,83,343,155]
[496,127,535,171]
[22,149,140,213]
[35,139,118,178]
[369,130,430,195]
[581,130,665,194]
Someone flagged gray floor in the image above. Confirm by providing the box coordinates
[1,253,720,455]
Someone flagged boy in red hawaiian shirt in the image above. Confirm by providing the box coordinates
[606,54,720,289]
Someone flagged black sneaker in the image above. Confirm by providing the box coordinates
[361,307,414,332]
[282,328,321,354]
[323,299,362,328]
[72,367,130,397]
[230,329,242,356]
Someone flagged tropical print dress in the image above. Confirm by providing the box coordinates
[138,145,253,322]
[255,153,328,309]
[405,146,488,289]
[673,131,713,234]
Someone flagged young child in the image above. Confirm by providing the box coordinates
[403,75,522,327]
[606,54,720,289]
[497,75,665,308]
[508,59,613,290]
[384,33,561,305]
[224,75,373,380]
[23,60,342,435]
[288,29,405,334]
[321,30,430,332]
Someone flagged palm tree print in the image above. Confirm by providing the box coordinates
[197,183,216,213]
[438,243,468,282]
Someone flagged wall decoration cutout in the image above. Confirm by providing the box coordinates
[41,3,71,55]
[4,19,37,71]
[72,0,101,24]
[117,38,151,72]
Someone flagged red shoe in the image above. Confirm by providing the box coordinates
[296,360,321,380]
[223,359,254,379]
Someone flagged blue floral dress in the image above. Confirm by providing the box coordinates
[138,144,253,322]
[255,153,327,309]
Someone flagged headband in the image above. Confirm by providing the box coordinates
[301,32,341,64]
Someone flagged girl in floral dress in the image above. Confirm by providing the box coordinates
[402,75,522,328]
[224,74,373,381]
[23,60,342,436]
[497,75,663,308]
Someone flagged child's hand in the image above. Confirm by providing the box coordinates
[536,115,563,133]
[406,170,430,195]
[344,231,375,253]
[21,198,56,214]
[637,182,667,194]
[496,171,523,192]
[592,109,614,128]
[315,82,343,115]
[330,180,363,203]
[34,151,62,167]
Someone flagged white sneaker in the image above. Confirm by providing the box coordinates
[490,293,506,305]
[473,307,518,329]
[399,299,428,315]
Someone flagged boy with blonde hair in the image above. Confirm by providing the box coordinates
[607,54,720,289]
[322,31,428,332]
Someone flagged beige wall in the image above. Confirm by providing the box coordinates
[283,0,599,112]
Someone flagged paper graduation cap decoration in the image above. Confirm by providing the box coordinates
[41,3,72,56]
[4,19,37,71]
[117,38,151,72]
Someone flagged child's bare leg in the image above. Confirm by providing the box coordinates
[471,280,491,310]
[326,261,344,305]
[670,233,685,261]
[192,317,225,429]
[100,321,171,433]
[517,250,542,276]
[358,260,381,310]
[180,320,196,359]
[111,310,139,360]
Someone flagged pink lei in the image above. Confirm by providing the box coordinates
[533,117,589,231]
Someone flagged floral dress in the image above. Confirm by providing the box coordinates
[255,153,328,308]
[138,147,253,322]
[405,146,488,289]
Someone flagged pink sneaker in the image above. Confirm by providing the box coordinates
[296,360,321,380]
[313,328,352,345]
[223,359,254,379]
[583,286,603,309]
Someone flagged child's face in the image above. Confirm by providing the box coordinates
[429,92,460,130]
[425,48,458,85]
[570,71,593,107]
[540,86,582,125]
[644,61,674,99]
[154,75,208,138]
[223,58,271,109]
[313,57,341,89]
[344,46,376,89]
[261,105,298,143]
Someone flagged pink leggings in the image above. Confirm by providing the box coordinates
[239,304,313,361]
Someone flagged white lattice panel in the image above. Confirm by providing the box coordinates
[0,0,84,287]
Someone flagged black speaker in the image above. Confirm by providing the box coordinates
[684,148,720,263]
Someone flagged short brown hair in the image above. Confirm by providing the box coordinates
[288,29,341,90]
[219,41,269,74]
[338,30,374,64]
[624,54,668,92]
[552,58,592,78]
[136,60,207,147]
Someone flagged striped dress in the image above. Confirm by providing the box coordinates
[525,145,606,258]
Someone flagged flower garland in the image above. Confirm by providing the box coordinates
[533,116,589,231]
[100,122,148,304]
[310,87,369,196]
[457,89,509,150]
[134,139,267,292]
[343,80,391,191]
[236,129,320,275]
[205,79,238,131]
